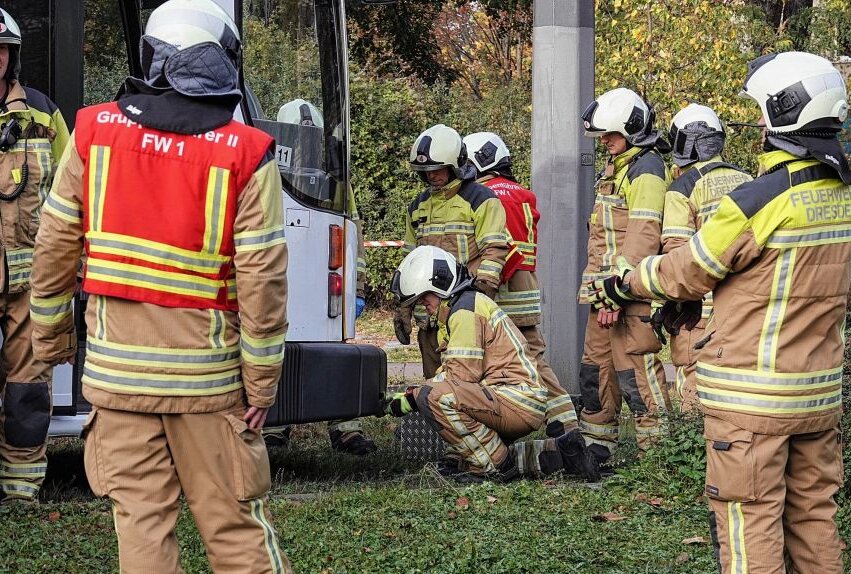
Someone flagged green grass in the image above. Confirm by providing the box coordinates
[6,412,850,574]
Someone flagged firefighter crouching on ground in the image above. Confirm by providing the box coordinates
[589,51,849,573]
[29,1,290,571]
[462,131,582,440]
[577,88,672,463]
[394,124,510,379]
[659,104,751,412]
[265,99,376,455]
[386,246,599,482]
[0,7,69,504]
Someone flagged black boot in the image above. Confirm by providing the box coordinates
[557,429,602,482]
[263,425,291,449]
[329,430,378,456]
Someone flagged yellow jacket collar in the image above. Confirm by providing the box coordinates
[611,146,643,173]
[430,178,463,199]
[757,150,797,176]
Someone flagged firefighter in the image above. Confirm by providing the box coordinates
[0,8,69,504]
[462,131,580,439]
[387,246,600,482]
[394,124,510,379]
[660,104,751,412]
[30,1,290,571]
[589,51,849,573]
[577,87,672,463]
[267,98,376,455]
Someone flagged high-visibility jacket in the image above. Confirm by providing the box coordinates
[30,101,288,413]
[0,81,69,293]
[404,176,509,325]
[662,156,752,323]
[479,174,542,327]
[434,289,547,418]
[629,150,849,435]
[74,103,274,311]
[578,146,671,304]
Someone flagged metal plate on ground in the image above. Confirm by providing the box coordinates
[398,412,445,461]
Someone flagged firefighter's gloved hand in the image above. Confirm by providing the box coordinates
[660,300,702,333]
[587,257,635,311]
[384,389,417,417]
[646,302,668,344]
[473,277,498,300]
[356,297,366,318]
[393,307,412,345]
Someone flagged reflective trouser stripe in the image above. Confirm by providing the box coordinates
[546,394,578,425]
[644,353,667,412]
[579,420,618,450]
[437,392,503,472]
[0,462,47,479]
[0,479,39,500]
[249,499,287,574]
[727,502,748,574]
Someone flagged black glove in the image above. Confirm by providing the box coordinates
[393,307,412,345]
[644,308,667,345]
[659,300,702,334]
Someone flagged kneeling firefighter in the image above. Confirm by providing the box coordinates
[386,246,600,483]
[462,131,580,439]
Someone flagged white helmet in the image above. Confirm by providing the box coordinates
[141,0,242,98]
[463,132,511,174]
[669,104,726,167]
[741,51,848,133]
[582,88,653,144]
[277,99,324,128]
[0,9,22,82]
[410,124,468,178]
[391,246,471,307]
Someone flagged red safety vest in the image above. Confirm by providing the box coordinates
[482,176,539,278]
[75,102,274,311]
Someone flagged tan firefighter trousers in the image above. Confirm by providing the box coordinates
[417,324,442,379]
[704,416,844,574]
[670,322,705,414]
[413,379,542,475]
[578,312,669,454]
[0,290,53,502]
[83,405,291,574]
[519,325,579,437]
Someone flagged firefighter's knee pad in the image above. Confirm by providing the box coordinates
[4,382,51,448]
[616,369,647,414]
[578,363,602,412]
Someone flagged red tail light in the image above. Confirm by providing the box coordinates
[328,272,343,317]
[329,224,343,269]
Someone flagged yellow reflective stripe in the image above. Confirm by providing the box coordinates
[83,362,242,395]
[208,309,225,349]
[37,148,52,204]
[488,307,539,386]
[88,145,110,232]
[87,336,239,370]
[0,480,39,498]
[696,385,841,414]
[44,192,83,223]
[7,248,33,264]
[8,267,31,287]
[240,332,285,365]
[443,347,484,360]
[596,194,626,207]
[675,366,687,398]
[234,225,286,252]
[0,461,48,478]
[436,391,494,471]
[758,248,795,371]
[477,260,502,279]
[639,255,667,299]
[630,208,662,222]
[728,502,748,574]
[87,231,229,274]
[662,226,694,238]
[87,259,221,299]
[643,353,666,411]
[602,203,617,268]
[249,499,287,574]
[522,203,535,245]
[494,385,547,415]
[94,295,107,340]
[689,231,728,279]
[579,420,620,436]
[203,167,230,254]
[227,277,237,300]
[765,224,851,248]
[417,223,476,236]
[457,234,469,264]
[477,232,507,248]
[30,292,74,325]
[696,363,841,391]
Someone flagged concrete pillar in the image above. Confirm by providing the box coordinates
[532,1,595,393]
